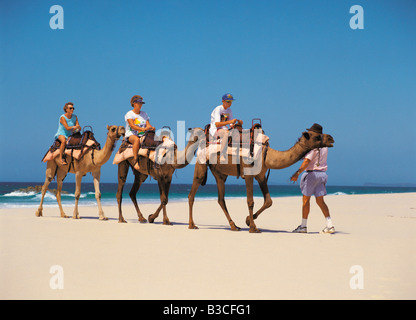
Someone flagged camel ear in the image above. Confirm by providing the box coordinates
[302,132,310,140]
[107,125,110,130]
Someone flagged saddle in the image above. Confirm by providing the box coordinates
[41,126,101,162]
[113,126,176,172]
[204,118,264,153]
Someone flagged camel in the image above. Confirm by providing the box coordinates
[116,128,204,224]
[187,127,334,233]
[35,125,125,219]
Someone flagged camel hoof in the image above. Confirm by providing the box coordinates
[138,218,147,223]
[99,216,108,221]
[189,225,199,230]
[231,226,241,231]
[118,219,127,223]
[148,215,155,223]
[245,216,250,226]
[249,228,261,233]
[163,221,173,226]
[61,214,69,218]
[35,210,42,217]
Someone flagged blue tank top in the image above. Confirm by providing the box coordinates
[54,114,77,139]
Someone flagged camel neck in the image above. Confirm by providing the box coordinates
[94,134,117,166]
[265,142,310,170]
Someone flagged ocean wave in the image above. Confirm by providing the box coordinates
[330,192,348,196]
[2,190,37,197]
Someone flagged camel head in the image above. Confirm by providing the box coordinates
[299,130,334,150]
[106,125,125,140]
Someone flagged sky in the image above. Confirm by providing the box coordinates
[1,0,415,186]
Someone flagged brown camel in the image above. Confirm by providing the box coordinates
[187,127,334,233]
[35,125,125,219]
[116,128,204,224]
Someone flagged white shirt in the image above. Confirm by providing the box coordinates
[125,110,150,138]
[209,105,233,137]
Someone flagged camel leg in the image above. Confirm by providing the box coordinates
[187,163,207,229]
[35,161,57,217]
[72,171,83,219]
[116,161,129,223]
[129,169,148,223]
[212,170,240,231]
[161,176,172,225]
[246,175,273,226]
[148,177,172,225]
[148,178,164,223]
[244,175,260,233]
[92,169,107,220]
[56,167,69,218]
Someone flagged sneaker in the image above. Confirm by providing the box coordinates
[320,226,335,234]
[292,225,307,233]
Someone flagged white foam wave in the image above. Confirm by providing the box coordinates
[2,191,37,197]
[330,192,348,196]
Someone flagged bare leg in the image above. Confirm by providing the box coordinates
[57,135,67,165]
[302,195,311,219]
[92,170,107,220]
[217,129,229,164]
[316,196,330,218]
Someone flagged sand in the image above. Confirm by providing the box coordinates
[0,193,415,300]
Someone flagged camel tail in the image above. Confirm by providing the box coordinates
[201,169,208,186]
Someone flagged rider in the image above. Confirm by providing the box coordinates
[54,102,81,165]
[124,95,155,164]
[209,93,243,163]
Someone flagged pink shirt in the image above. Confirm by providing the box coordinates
[304,147,328,172]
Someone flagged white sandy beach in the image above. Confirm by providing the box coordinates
[0,193,415,300]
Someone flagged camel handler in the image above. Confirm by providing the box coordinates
[290,123,335,234]
[209,93,243,163]
[124,95,155,164]
[54,102,81,166]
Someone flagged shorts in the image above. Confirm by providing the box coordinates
[300,171,328,197]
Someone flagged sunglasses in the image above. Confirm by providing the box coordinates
[133,99,144,104]
[224,100,233,103]
[68,107,74,110]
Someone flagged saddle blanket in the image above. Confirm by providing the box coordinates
[42,139,97,162]
[196,133,269,164]
[112,137,175,166]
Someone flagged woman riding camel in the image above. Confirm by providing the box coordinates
[124,95,155,164]
[54,102,81,165]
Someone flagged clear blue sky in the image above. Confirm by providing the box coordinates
[1,0,415,186]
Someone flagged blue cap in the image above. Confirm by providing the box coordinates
[222,93,235,101]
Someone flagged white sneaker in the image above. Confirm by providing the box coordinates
[292,225,307,233]
[320,226,335,234]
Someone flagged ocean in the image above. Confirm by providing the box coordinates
[0,182,415,209]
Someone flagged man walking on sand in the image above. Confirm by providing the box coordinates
[290,123,335,234]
